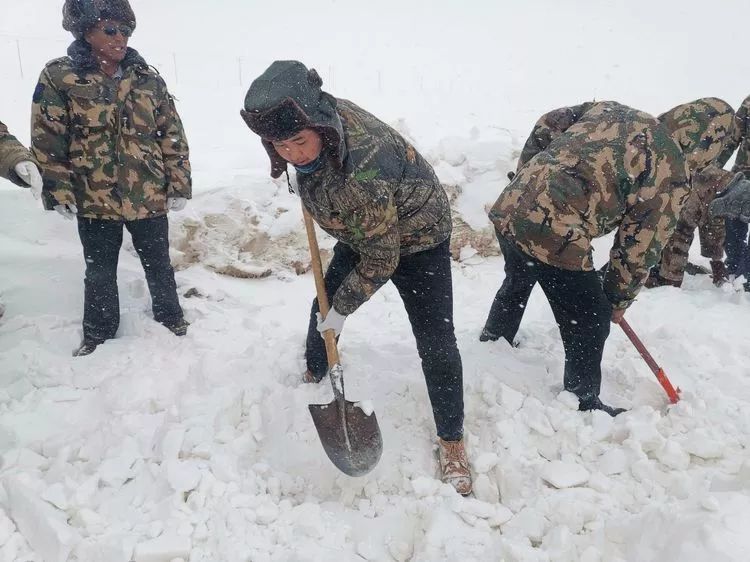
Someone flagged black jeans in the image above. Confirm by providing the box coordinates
[483,233,612,401]
[77,215,183,343]
[725,218,750,278]
[306,240,464,441]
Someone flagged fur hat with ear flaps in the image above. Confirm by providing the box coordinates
[241,61,346,179]
[63,0,136,39]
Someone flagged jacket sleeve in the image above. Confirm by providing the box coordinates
[331,183,400,315]
[604,148,691,309]
[516,102,593,171]
[0,120,34,186]
[154,76,192,199]
[30,68,75,209]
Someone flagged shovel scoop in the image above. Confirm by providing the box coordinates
[309,364,383,476]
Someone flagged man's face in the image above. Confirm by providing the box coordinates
[84,19,132,64]
[271,129,324,167]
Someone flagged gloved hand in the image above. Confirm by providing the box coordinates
[316,307,346,337]
[14,161,43,199]
[54,203,78,220]
[709,172,750,222]
[710,260,728,287]
[168,197,188,212]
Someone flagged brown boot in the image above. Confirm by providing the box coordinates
[437,438,472,496]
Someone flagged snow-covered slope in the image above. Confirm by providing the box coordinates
[2,1,750,561]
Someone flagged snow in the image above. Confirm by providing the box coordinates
[2,0,750,560]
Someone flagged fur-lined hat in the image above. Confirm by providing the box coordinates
[63,0,136,39]
[241,60,345,179]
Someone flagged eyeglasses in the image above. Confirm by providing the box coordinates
[101,24,133,38]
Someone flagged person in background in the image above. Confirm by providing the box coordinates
[31,0,192,356]
[0,120,44,319]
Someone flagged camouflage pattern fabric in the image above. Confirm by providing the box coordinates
[296,99,452,315]
[656,99,737,282]
[0,120,34,186]
[31,48,191,220]
[490,101,694,310]
[722,94,750,178]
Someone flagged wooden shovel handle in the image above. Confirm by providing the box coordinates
[302,206,340,367]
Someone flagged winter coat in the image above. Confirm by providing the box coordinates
[296,100,452,315]
[721,94,750,179]
[0,120,34,186]
[490,100,733,309]
[31,41,191,221]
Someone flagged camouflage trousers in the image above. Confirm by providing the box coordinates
[659,180,725,283]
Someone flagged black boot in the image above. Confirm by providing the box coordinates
[73,340,100,357]
[163,317,190,336]
[578,396,626,417]
[479,328,500,342]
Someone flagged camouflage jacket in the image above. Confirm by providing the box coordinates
[490,101,692,310]
[721,94,750,178]
[297,100,452,315]
[31,45,191,220]
[0,120,34,187]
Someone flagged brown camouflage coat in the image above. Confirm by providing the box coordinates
[31,47,191,220]
[489,100,731,309]
[297,100,452,315]
[722,93,750,178]
[656,99,737,281]
[0,120,34,187]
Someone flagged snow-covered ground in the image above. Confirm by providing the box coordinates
[2,1,750,561]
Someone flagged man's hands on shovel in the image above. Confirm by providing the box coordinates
[316,308,347,337]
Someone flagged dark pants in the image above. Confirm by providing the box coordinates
[483,233,612,401]
[306,240,464,441]
[725,218,750,278]
[77,215,183,343]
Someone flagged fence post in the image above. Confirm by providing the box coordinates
[16,39,23,79]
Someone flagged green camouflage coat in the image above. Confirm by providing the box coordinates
[723,93,750,178]
[0,120,34,187]
[31,45,191,220]
[489,100,728,309]
[297,100,452,315]
[656,98,737,281]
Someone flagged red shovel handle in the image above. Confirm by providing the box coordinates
[619,319,680,404]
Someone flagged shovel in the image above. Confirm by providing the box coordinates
[619,319,681,404]
[302,207,383,476]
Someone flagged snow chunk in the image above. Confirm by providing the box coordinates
[598,448,630,476]
[134,534,191,562]
[4,476,81,562]
[473,452,500,474]
[411,476,441,498]
[541,461,590,488]
[354,401,374,416]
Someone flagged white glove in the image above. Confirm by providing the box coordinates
[168,197,188,212]
[316,307,347,337]
[53,203,78,220]
[14,161,43,199]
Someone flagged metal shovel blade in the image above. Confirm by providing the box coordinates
[308,366,383,476]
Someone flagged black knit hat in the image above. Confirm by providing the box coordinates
[241,61,345,179]
[63,0,136,39]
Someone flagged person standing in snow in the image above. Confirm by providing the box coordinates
[0,120,44,319]
[646,99,737,289]
[481,99,733,416]
[31,0,192,356]
[714,94,750,291]
[240,61,471,495]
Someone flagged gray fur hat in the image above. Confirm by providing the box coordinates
[241,61,345,179]
[63,0,136,39]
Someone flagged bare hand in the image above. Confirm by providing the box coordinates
[611,308,626,324]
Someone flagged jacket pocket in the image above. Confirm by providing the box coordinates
[67,84,113,171]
